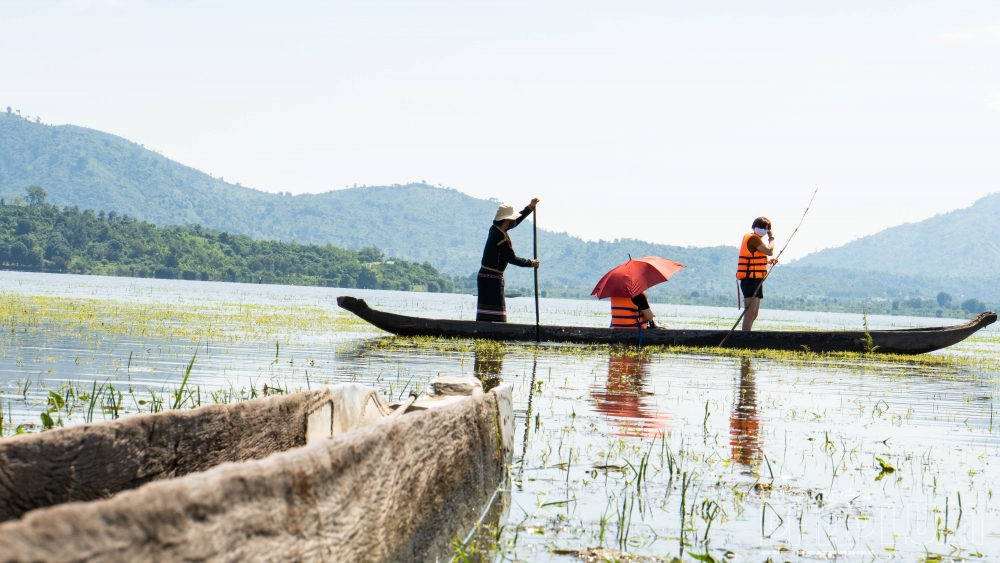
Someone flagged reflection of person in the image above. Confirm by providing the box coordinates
[476,199,540,322]
[473,342,505,392]
[590,353,670,438]
[610,292,662,329]
[730,358,762,468]
[736,216,778,331]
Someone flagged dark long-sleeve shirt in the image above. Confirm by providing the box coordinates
[480,206,533,273]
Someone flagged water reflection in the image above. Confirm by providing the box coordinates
[730,357,762,468]
[474,342,505,392]
[590,352,670,437]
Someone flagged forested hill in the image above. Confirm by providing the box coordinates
[0,193,454,292]
[0,112,734,294]
[791,192,1000,279]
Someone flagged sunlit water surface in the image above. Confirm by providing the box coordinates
[2,271,999,562]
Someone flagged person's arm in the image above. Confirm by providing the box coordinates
[755,235,775,256]
[510,198,540,229]
[755,230,778,263]
[499,239,535,268]
[631,293,655,322]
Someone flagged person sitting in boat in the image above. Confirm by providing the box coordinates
[610,292,661,329]
[737,216,778,331]
[476,199,540,322]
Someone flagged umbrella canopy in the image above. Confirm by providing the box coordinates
[591,256,686,299]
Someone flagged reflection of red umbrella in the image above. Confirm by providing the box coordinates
[591,256,686,299]
[591,354,672,438]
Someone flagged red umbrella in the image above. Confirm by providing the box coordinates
[591,256,686,299]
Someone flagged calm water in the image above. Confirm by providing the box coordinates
[2,271,999,561]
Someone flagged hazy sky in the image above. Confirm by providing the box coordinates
[4,1,999,259]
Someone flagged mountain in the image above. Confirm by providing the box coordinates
[792,193,1000,279]
[1,112,996,307]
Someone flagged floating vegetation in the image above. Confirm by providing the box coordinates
[0,292,370,345]
[360,334,1000,379]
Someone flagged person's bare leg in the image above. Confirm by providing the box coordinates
[742,297,760,332]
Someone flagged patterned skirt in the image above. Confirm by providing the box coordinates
[476,269,506,322]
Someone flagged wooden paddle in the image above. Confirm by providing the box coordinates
[718,188,818,348]
[387,390,419,418]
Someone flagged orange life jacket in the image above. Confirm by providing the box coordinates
[610,296,648,329]
[736,233,768,280]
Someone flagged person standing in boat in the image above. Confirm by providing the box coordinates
[476,199,540,322]
[737,216,778,331]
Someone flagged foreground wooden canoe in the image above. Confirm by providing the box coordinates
[0,379,514,563]
[338,296,997,354]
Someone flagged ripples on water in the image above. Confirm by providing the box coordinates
[2,271,999,561]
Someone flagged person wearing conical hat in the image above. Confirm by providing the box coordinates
[476,199,540,322]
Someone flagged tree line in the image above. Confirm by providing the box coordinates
[0,186,456,292]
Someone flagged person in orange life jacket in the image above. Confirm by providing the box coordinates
[737,216,778,332]
[610,292,662,329]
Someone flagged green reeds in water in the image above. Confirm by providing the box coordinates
[615,492,635,551]
[85,380,107,424]
[171,348,198,410]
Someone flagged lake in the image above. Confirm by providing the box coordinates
[2,271,999,561]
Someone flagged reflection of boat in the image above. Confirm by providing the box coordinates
[730,358,762,468]
[339,296,996,354]
[591,353,670,437]
[0,379,514,562]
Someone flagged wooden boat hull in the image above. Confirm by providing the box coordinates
[0,388,332,524]
[0,382,514,563]
[338,296,997,355]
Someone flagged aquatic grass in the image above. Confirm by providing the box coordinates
[85,380,107,423]
[615,492,635,550]
[0,292,371,347]
[171,349,198,410]
[103,385,123,420]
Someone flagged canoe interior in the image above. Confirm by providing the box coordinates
[0,383,391,523]
[0,382,515,563]
[337,296,997,355]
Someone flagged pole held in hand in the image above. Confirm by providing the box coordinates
[533,204,540,343]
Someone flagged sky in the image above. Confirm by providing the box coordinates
[3,0,999,260]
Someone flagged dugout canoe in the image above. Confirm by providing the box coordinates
[0,377,514,563]
[338,296,997,355]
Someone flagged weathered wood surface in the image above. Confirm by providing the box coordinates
[0,385,513,563]
[0,389,331,524]
[338,296,996,354]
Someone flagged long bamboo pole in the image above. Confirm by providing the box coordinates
[533,206,540,343]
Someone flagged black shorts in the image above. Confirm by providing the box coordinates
[740,278,764,299]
